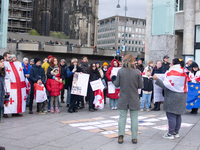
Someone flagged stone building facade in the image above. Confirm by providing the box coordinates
[33,0,99,47]
[97,15,146,52]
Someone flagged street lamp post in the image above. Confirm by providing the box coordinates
[117,0,127,60]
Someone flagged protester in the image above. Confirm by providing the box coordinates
[11,55,17,62]
[29,58,45,114]
[47,57,64,109]
[140,69,153,112]
[111,55,143,144]
[60,59,67,103]
[22,57,31,107]
[136,58,144,72]
[151,60,165,111]
[43,58,48,63]
[188,62,200,114]
[143,61,154,76]
[0,55,9,150]
[106,59,120,110]
[153,58,187,140]
[102,62,109,104]
[162,55,170,72]
[185,58,193,71]
[42,55,53,75]
[46,68,63,113]
[30,59,34,66]
[67,58,82,113]
[88,63,101,112]
[3,52,11,62]
[96,62,104,78]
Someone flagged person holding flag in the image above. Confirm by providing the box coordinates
[153,58,188,140]
[187,62,200,114]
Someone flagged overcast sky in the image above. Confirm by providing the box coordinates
[98,0,147,20]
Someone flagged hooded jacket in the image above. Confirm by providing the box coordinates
[106,59,120,99]
[46,77,63,96]
[29,64,45,94]
[22,62,31,81]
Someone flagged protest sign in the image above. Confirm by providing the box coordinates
[153,74,165,103]
[90,80,105,91]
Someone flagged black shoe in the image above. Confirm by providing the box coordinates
[89,109,94,112]
[81,104,85,108]
[151,102,158,111]
[3,114,9,118]
[29,111,33,114]
[0,146,5,150]
[66,104,70,107]
[68,109,73,113]
[132,139,137,144]
[118,135,123,144]
[73,109,78,112]
[36,109,39,112]
[93,108,98,111]
[12,114,23,117]
[61,100,65,103]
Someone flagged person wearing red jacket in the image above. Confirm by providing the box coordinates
[46,68,63,113]
[106,59,120,110]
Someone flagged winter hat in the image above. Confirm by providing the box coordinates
[11,54,16,59]
[192,62,199,68]
[48,55,53,60]
[187,58,193,63]
[0,55,4,60]
[71,58,78,63]
[95,62,100,65]
[34,57,41,64]
[30,59,34,63]
[102,62,108,67]
[137,58,142,61]
[23,57,28,62]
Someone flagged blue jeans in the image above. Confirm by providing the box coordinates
[140,93,152,109]
[109,98,118,108]
[66,86,71,105]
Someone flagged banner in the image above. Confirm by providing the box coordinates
[90,80,104,91]
[34,83,47,103]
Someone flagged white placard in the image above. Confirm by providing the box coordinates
[71,73,90,96]
[5,79,11,93]
[111,67,121,76]
[90,80,104,91]
[153,74,165,103]
[108,81,115,94]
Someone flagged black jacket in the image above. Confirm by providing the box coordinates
[80,62,89,74]
[162,62,170,72]
[152,66,165,76]
[137,64,144,72]
[142,76,153,92]
[29,64,45,94]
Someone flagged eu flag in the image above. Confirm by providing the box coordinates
[186,82,200,110]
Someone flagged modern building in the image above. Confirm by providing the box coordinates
[97,15,146,53]
[145,0,200,65]
[0,0,33,33]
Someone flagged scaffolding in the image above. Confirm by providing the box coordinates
[0,0,33,33]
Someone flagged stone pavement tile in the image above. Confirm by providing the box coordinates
[66,135,114,150]
[0,137,13,146]
[178,129,200,147]
[31,145,64,150]
[3,145,28,150]
[47,130,95,148]
[135,139,177,150]
[173,145,198,150]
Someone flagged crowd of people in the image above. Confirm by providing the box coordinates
[0,52,199,145]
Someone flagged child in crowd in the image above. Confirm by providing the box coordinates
[140,69,153,112]
[46,68,63,113]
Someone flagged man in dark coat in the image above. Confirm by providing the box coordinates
[60,59,67,103]
[136,58,144,72]
[162,55,170,72]
[29,58,45,114]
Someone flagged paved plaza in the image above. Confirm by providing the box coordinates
[0,98,200,150]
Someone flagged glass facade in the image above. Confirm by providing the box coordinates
[152,0,175,35]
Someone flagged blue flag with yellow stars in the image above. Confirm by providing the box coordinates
[186,82,200,110]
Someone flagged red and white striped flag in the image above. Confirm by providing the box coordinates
[93,89,104,110]
[4,61,26,114]
[34,83,47,103]
[163,64,188,93]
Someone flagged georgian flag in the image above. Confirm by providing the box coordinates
[4,61,26,114]
[93,89,104,110]
[163,64,188,93]
[188,71,200,83]
[34,83,47,103]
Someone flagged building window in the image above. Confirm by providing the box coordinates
[176,0,183,12]
[139,41,141,45]
[129,34,131,38]
[136,28,138,32]
[132,28,135,32]
[139,35,141,39]
[139,48,140,51]
[118,26,121,31]
[135,41,138,45]
[118,33,121,38]
[132,41,134,44]
[142,35,145,39]
[125,40,127,44]
[139,29,141,33]
[129,27,131,32]
[118,46,120,49]
[135,47,137,51]
[128,47,130,51]
[132,47,134,51]
[135,35,138,38]
[122,33,124,37]
[142,48,144,52]
[122,26,124,31]
[129,41,131,44]
[118,39,120,43]
[126,34,128,37]
[132,34,135,38]
[133,20,135,24]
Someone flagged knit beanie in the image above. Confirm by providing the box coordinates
[11,54,16,59]
[23,57,28,62]
[48,55,53,60]
[34,57,41,64]
[102,62,108,67]
[192,62,199,68]
[0,55,4,61]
